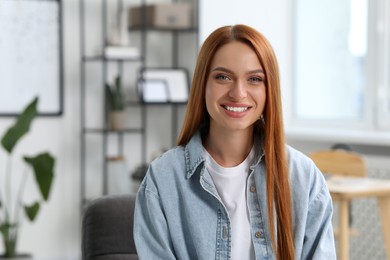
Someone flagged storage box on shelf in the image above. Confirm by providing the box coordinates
[129,3,193,29]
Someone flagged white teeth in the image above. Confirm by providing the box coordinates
[225,106,248,112]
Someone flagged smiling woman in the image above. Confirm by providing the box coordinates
[204,41,266,139]
[133,24,337,260]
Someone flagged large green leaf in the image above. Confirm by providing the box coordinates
[24,152,55,201]
[1,97,39,153]
[24,202,40,222]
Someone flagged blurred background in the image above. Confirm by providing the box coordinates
[0,0,389,259]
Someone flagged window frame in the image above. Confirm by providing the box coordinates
[288,0,390,145]
[376,0,390,129]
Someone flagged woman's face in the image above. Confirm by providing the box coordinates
[205,41,266,135]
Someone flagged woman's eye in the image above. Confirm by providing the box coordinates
[248,77,263,83]
[215,74,230,81]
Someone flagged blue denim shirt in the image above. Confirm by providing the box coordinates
[134,132,336,260]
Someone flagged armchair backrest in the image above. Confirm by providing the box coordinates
[82,194,138,260]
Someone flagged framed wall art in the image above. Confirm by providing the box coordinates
[137,79,170,103]
[137,68,189,104]
[0,0,63,116]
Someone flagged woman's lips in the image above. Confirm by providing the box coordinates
[223,105,249,112]
[221,104,252,118]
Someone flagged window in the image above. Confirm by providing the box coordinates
[377,0,390,129]
[293,0,390,132]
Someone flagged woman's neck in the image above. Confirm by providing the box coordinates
[204,127,254,167]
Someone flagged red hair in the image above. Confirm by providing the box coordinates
[177,25,294,260]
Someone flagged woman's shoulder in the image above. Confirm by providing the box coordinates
[286,145,327,194]
[149,145,187,175]
[286,145,315,168]
[153,145,185,163]
[138,146,187,195]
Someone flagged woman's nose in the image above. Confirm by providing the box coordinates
[228,80,247,100]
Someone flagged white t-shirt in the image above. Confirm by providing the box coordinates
[204,147,255,260]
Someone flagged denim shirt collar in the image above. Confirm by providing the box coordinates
[184,132,205,179]
[184,131,265,179]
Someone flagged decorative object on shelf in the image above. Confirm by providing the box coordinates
[0,97,56,258]
[106,9,140,60]
[105,76,125,130]
[129,3,193,29]
[107,156,131,195]
[104,46,140,60]
[137,68,189,103]
[108,9,129,46]
[137,79,169,103]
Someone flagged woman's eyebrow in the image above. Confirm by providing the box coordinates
[210,67,232,73]
[210,67,264,74]
[247,69,265,74]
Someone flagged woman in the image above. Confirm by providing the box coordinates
[134,24,336,260]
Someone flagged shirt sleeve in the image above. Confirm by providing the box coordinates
[301,173,337,260]
[133,168,177,260]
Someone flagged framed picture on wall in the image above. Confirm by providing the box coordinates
[137,79,170,103]
[0,0,63,116]
[137,68,189,104]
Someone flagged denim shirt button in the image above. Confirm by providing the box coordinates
[250,185,256,193]
[223,226,227,238]
[255,231,262,239]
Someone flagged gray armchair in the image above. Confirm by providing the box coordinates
[82,194,138,260]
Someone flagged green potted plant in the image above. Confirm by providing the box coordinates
[0,97,55,259]
[105,75,125,130]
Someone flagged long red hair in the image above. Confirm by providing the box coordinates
[177,25,294,260]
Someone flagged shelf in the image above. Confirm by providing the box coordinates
[83,128,144,134]
[80,0,198,207]
[82,55,143,62]
[125,100,188,106]
[128,26,198,33]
